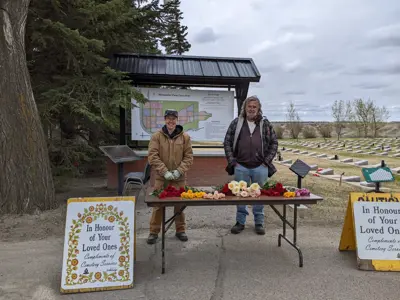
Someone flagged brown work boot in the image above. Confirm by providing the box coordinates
[147,233,158,244]
[175,232,188,242]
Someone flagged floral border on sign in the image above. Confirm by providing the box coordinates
[65,203,131,286]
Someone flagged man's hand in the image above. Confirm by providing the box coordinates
[172,170,181,179]
[164,171,175,181]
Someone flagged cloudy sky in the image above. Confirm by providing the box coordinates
[179,0,400,121]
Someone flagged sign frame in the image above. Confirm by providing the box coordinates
[60,196,136,294]
[339,192,400,271]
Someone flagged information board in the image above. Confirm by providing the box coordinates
[60,197,135,294]
[353,202,400,260]
[131,87,235,141]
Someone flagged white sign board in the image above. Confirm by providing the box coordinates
[60,197,135,293]
[353,202,400,260]
[131,87,235,141]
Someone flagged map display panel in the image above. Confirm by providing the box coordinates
[131,88,234,141]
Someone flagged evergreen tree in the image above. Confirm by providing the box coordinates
[160,0,191,55]
[25,0,162,175]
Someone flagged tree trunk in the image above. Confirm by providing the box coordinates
[0,0,56,214]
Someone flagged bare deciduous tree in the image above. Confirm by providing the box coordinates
[370,105,390,138]
[353,98,374,138]
[331,100,352,140]
[0,0,56,214]
[286,101,303,139]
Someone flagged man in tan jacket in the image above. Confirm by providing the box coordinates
[147,109,194,244]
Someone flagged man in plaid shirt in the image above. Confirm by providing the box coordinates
[223,95,278,235]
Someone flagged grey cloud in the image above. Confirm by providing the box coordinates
[259,65,280,73]
[353,64,400,75]
[352,83,391,90]
[283,91,306,95]
[367,24,400,48]
[324,91,342,95]
[193,27,220,44]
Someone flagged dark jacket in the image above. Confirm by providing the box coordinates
[223,116,278,177]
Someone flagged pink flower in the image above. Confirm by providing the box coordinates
[240,191,249,197]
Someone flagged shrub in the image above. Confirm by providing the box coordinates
[274,125,284,139]
[318,123,332,138]
[302,126,317,138]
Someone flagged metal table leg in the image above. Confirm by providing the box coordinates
[161,206,166,274]
[270,204,304,267]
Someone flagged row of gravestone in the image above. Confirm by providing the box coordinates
[280,140,400,158]
[282,138,400,150]
[275,153,392,190]
[279,147,400,175]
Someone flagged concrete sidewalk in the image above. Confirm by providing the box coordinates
[1,196,400,300]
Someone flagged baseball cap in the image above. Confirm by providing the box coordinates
[164,109,178,118]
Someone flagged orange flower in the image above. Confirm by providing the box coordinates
[108,216,115,223]
[77,213,81,218]
[72,240,78,245]
[108,205,113,211]
[118,270,124,276]
[119,256,125,262]
[86,217,93,223]
[95,272,101,280]
[71,273,78,280]
[89,206,94,211]
[71,259,78,266]
[75,249,79,254]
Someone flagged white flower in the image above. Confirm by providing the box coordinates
[228,181,239,190]
[239,180,247,190]
[232,186,240,195]
[250,183,261,191]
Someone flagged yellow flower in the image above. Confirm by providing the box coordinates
[181,192,187,198]
[283,192,295,198]
[188,190,193,194]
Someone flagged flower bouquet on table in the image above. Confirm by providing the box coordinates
[261,181,311,198]
[151,184,186,199]
[216,180,262,198]
[261,180,287,196]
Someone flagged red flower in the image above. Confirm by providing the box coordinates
[221,184,230,194]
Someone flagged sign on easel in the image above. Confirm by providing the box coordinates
[60,197,135,294]
[353,202,400,260]
[339,192,400,271]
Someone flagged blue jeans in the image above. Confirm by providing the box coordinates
[234,164,269,225]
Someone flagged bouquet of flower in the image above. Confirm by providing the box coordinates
[203,191,226,199]
[226,180,262,198]
[261,181,287,196]
[152,185,185,199]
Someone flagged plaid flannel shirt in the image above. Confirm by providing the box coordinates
[223,117,278,177]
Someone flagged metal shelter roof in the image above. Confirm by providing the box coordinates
[109,53,261,87]
[110,53,262,145]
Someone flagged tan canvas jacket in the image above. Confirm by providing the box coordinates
[148,127,194,181]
